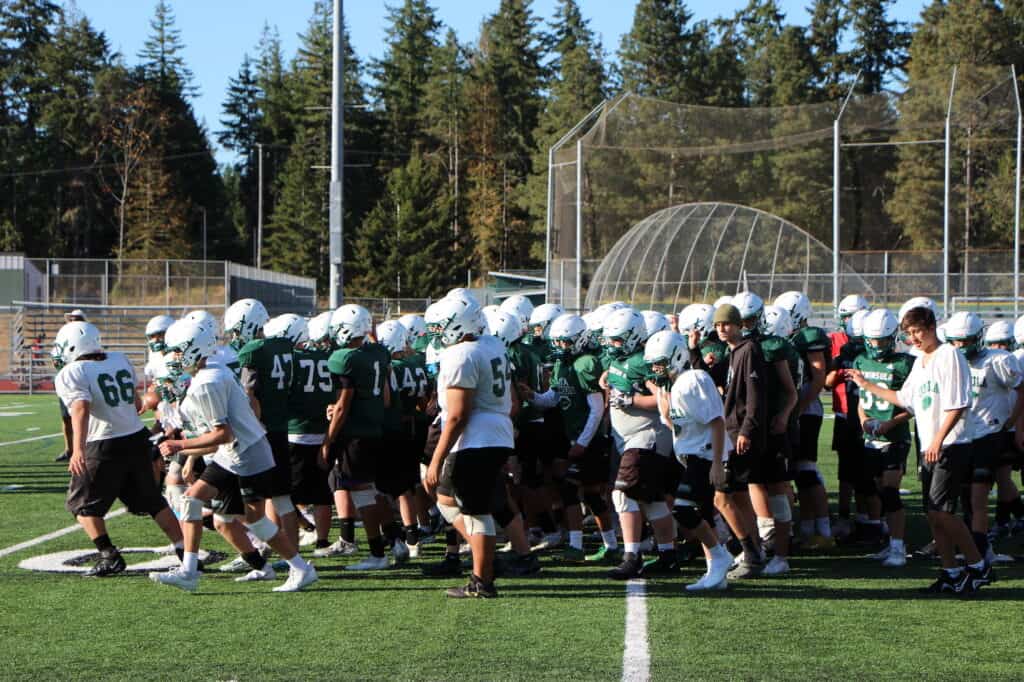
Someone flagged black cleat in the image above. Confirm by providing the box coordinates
[446,575,498,599]
[607,552,643,580]
[913,540,938,560]
[499,552,541,577]
[919,570,966,595]
[84,549,126,577]
[641,551,680,576]
[54,450,70,463]
[966,564,994,591]
[422,555,463,577]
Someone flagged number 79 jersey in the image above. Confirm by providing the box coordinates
[287,346,335,437]
[54,352,144,443]
[437,334,515,453]
[852,351,915,447]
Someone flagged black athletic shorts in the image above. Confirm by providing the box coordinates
[210,472,245,517]
[564,434,612,487]
[65,428,168,518]
[543,409,570,466]
[834,416,864,484]
[864,441,910,477]
[436,450,458,499]
[423,421,442,465]
[201,460,275,505]
[797,414,823,462]
[516,420,548,489]
[265,430,293,497]
[614,448,672,503]
[749,433,790,485]
[329,436,380,490]
[376,433,420,497]
[675,455,716,525]
[716,452,750,494]
[968,432,1003,484]
[993,431,1020,468]
[450,447,512,515]
[920,443,970,514]
[289,441,332,505]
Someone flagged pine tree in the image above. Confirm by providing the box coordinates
[617,0,692,101]
[807,0,850,101]
[137,0,196,98]
[738,0,786,105]
[847,0,909,94]
[120,160,190,259]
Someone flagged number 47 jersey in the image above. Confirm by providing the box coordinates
[54,351,145,442]
[852,351,915,447]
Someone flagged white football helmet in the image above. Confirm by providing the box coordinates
[845,309,871,339]
[602,308,646,358]
[153,353,190,402]
[484,309,522,349]
[862,309,899,360]
[732,292,764,337]
[712,295,733,309]
[761,304,793,338]
[224,299,269,346]
[774,291,812,329]
[54,322,103,364]
[482,304,500,317]
[145,315,175,352]
[548,313,588,358]
[398,314,427,339]
[530,303,565,339]
[307,312,333,348]
[431,295,483,347]
[837,294,869,319]
[184,309,220,336]
[984,320,1013,346]
[376,320,409,355]
[640,310,669,341]
[499,294,535,335]
[264,313,308,346]
[678,303,715,336]
[331,304,373,346]
[583,303,627,350]
[944,311,984,357]
[898,296,938,323]
[643,330,687,376]
[1014,314,1024,347]
[164,318,217,369]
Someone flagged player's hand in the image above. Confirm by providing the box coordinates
[159,440,182,457]
[318,443,332,471]
[846,369,866,387]
[704,352,717,367]
[325,404,335,421]
[710,460,726,489]
[770,414,787,435]
[736,435,751,455]
[423,459,441,495]
[68,451,86,477]
[922,438,943,464]
[667,314,679,333]
[567,443,585,459]
[517,382,534,400]
[875,419,894,436]
[182,457,196,484]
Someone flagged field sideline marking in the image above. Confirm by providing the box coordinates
[1,417,156,448]
[0,508,127,559]
[621,579,650,682]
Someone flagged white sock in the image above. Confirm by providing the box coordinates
[757,517,775,542]
[286,554,310,571]
[815,517,832,537]
[890,538,905,553]
[800,520,815,536]
[657,542,674,552]
[569,530,583,550]
[182,551,199,574]
[601,530,618,550]
[624,542,640,554]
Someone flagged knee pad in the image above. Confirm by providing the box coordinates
[463,513,496,536]
[880,486,903,513]
[213,513,242,525]
[271,495,295,515]
[165,484,186,515]
[641,500,670,522]
[493,506,515,529]
[796,468,822,491]
[167,460,183,478]
[769,494,792,523]
[438,502,461,525]
[583,492,608,516]
[245,515,279,542]
[612,489,640,514]
[672,502,702,530]
[350,487,379,509]
[178,495,204,522]
[557,478,580,506]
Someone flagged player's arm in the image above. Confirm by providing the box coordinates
[771,359,798,434]
[798,349,827,414]
[847,370,905,409]
[67,400,90,477]
[241,366,262,420]
[633,382,660,411]
[60,412,73,459]
[424,386,473,493]
[708,416,726,488]
[825,366,844,390]
[875,410,912,435]
[921,407,965,463]
[160,423,235,456]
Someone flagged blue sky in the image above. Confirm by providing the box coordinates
[74,0,928,162]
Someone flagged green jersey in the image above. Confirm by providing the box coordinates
[551,353,603,442]
[759,333,800,421]
[384,354,430,434]
[509,340,544,422]
[606,352,652,396]
[237,336,295,432]
[700,337,728,365]
[327,342,390,439]
[791,325,829,416]
[287,347,335,436]
[411,334,430,354]
[852,351,914,447]
[524,334,551,364]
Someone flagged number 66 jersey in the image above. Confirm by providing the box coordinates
[437,334,515,453]
[55,351,145,442]
[852,351,915,448]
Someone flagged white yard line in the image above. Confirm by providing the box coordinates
[621,579,651,682]
[0,431,63,447]
[0,508,127,559]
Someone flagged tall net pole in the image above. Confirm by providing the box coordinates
[943,66,957,316]
[833,73,860,313]
[329,0,345,308]
[1014,65,1022,317]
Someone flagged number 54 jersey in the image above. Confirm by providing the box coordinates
[437,334,514,453]
[55,352,144,442]
[852,351,915,447]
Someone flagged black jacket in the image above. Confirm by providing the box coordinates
[722,337,767,456]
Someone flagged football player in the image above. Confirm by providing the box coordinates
[984,320,1024,537]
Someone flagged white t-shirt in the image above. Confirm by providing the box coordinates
[207,345,241,379]
[180,365,271,476]
[158,399,184,431]
[144,350,164,382]
[897,343,971,448]
[669,370,731,462]
[966,349,1021,439]
[55,352,145,443]
[437,335,515,453]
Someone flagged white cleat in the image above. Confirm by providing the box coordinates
[313,538,358,558]
[345,554,390,571]
[685,572,711,591]
[218,556,251,573]
[881,551,907,567]
[235,566,278,582]
[155,543,178,556]
[868,546,893,561]
[408,542,421,559]
[762,556,790,576]
[149,568,199,592]
[273,565,319,592]
[298,529,318,547]
[392,539,410,563]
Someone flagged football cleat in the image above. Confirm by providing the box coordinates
[607,552,643,580]
[235,566,277,582]
[218,556,251,573]
[345,555,390,571]
[967,564,994,590]
[446,575,498,599]
[391,539,410,564]
[273,565,319,592]
[762,556,790,576]
[298,529,318,547]
[407,542,421,559]
[84,550,126,578]
[881,550,907,567]
[586,546,622,564]
[313,538,358,558]
[641,552,680,576]
[499,553,542,577]
[561,546,586,563]
[422,555,463,577]
[727,560,764,580]
[919,570,966,595]
[149,568,199,592]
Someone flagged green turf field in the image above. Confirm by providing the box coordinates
[2,393,1024,680]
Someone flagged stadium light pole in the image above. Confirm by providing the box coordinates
[833,72,860,314]
[256,142,263,269]
[329,0,345,308]
[943,66,957,317]
[576,139,583,312]
[1013,64,1021,317]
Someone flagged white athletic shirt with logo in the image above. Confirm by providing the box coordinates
[54,352,144,443]
[437,335,514,453]
[965,349,1021,439]
[669,369,731,462]
[180,365,271,476]
[896,343,971,448]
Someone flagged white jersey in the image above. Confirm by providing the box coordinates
[180,365,271,476]
[669,370,731,462]
[437,335,515,453]
[158,399,184,431]
[54,352,144,443]
[965,349,1021,439]
[207,345,241,380]
[897,343,971,449]
[144,350,164,382]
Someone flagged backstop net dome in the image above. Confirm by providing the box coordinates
[585,202,871,312]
